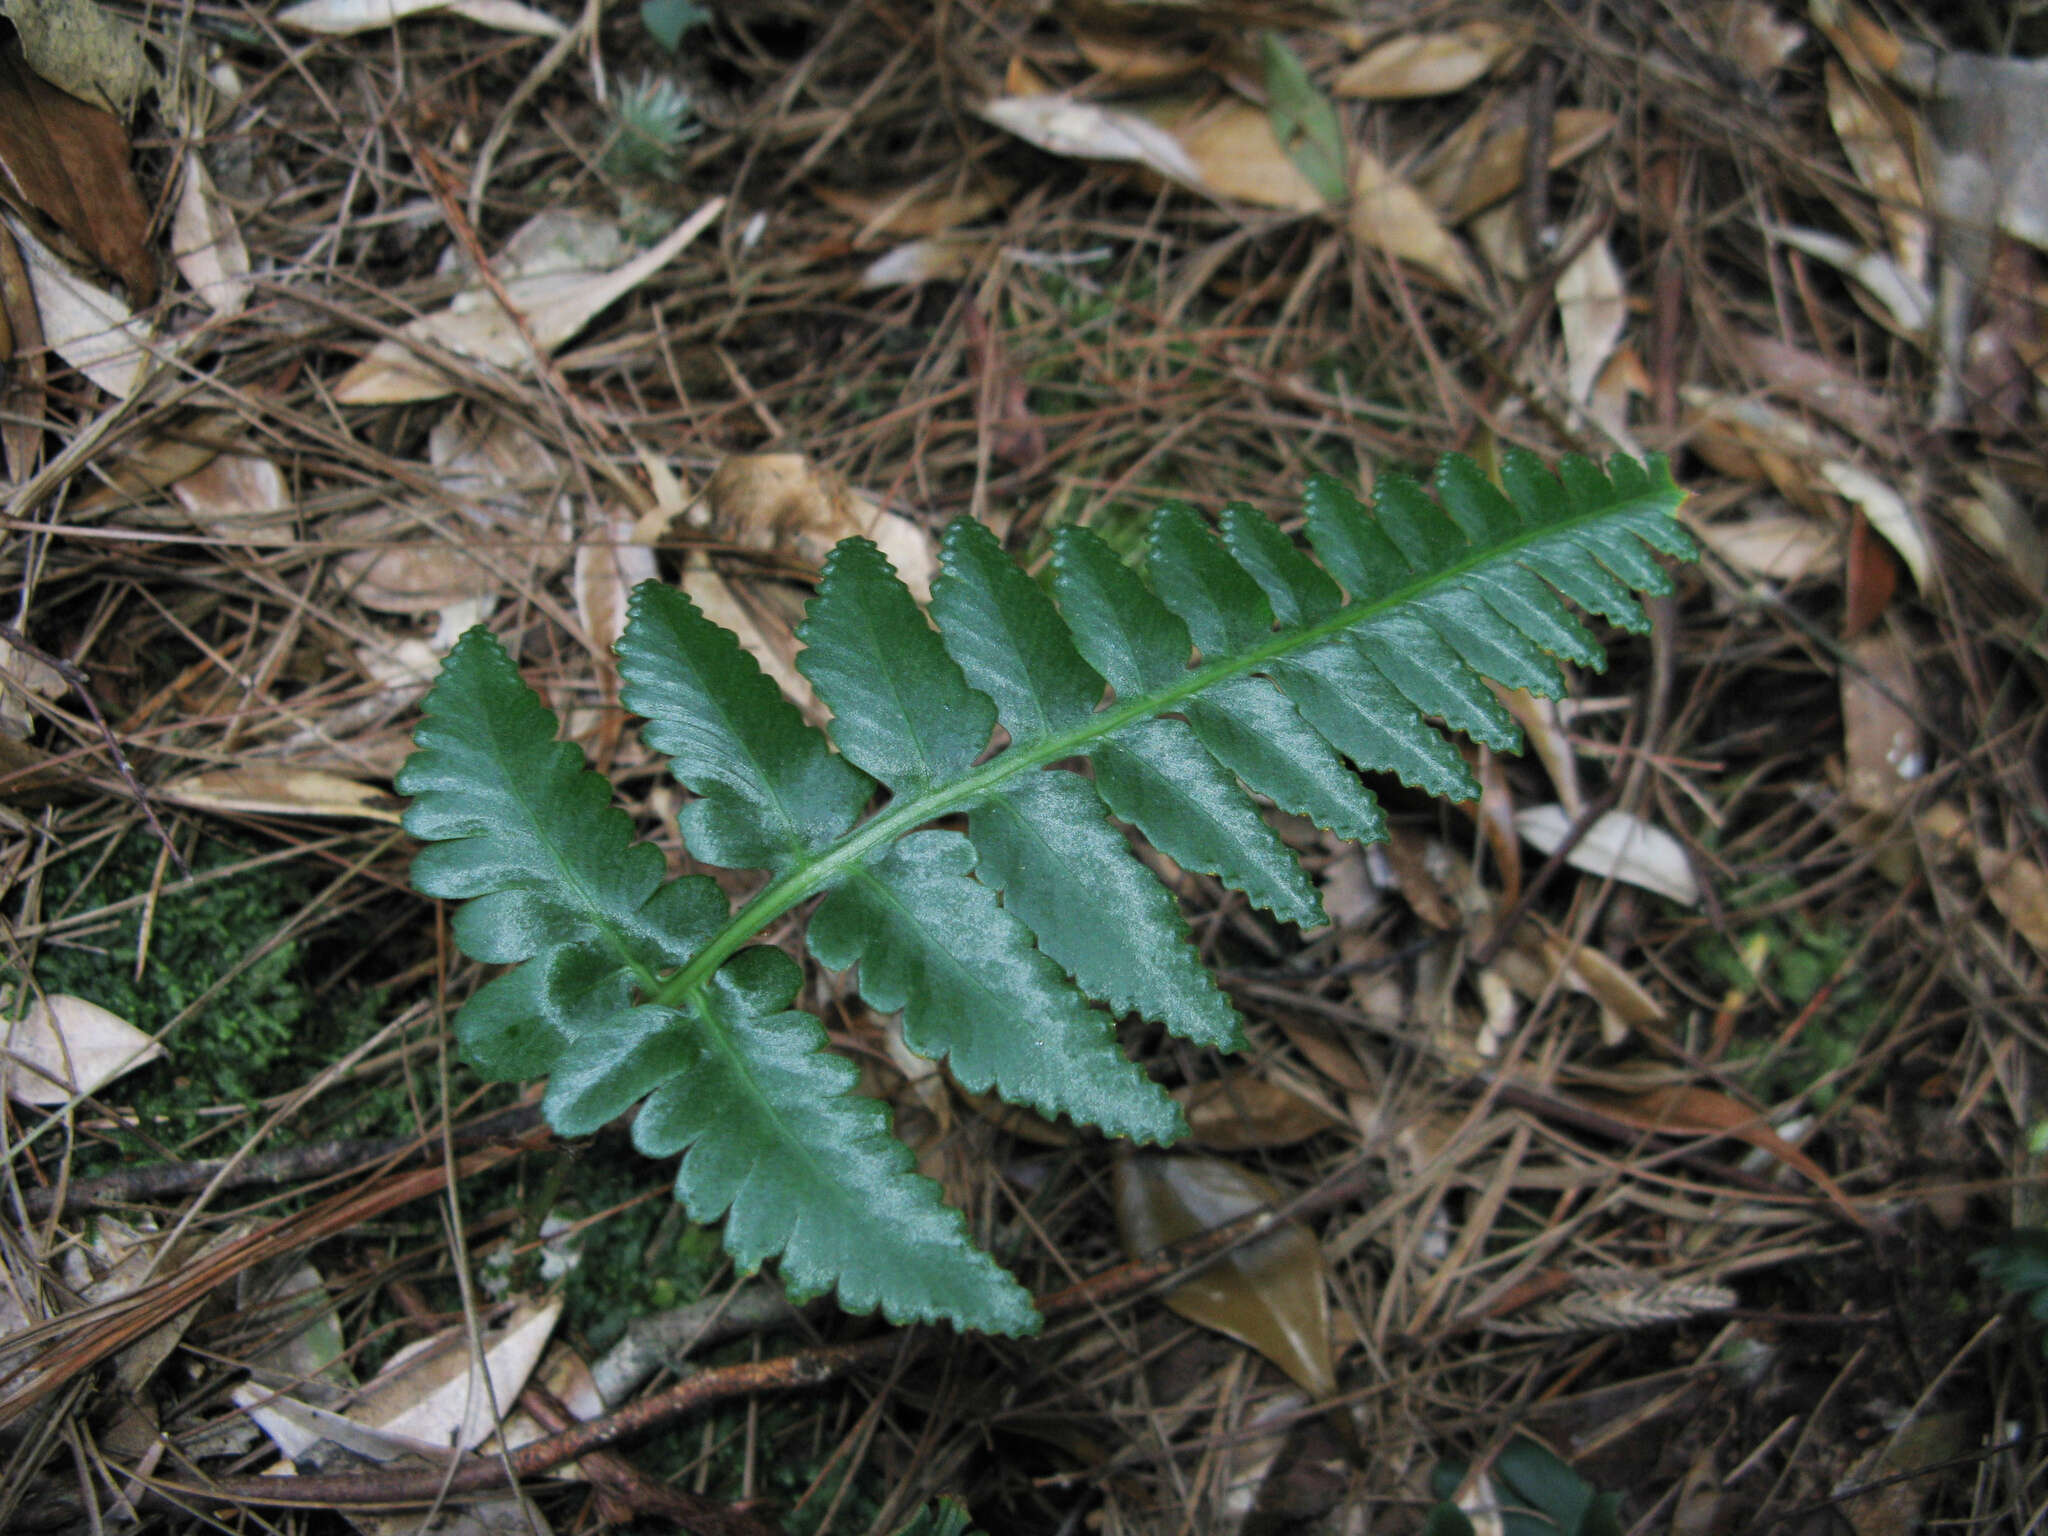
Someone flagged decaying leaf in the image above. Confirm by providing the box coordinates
[0,39,155,303]
[333,199,723,405]
[1350,145,1478,292]
[1819,459,1930,589]
[1420,107,1614,224]
[350,1296,562,1452]
[812,176,1011,242]
[1115,1154,1334,1398]
[858,238,985,289]
[275,0,566,37]
[1556,233,1626,404]
[0,219,44,482]
[1979,844,2048,963]
[1,992,163,1104]
[1333,22,1522,99]
[978,94,1204,189]
[1825,61,1928,282]
[573,507,659,654]
[1168,97,1324,212]
[0,630,63,737]
[170,149,251,314]
[1691,512,1839,584]
[1591,1084,1867,1224]
[1766,222,1931,335]
[171,451,293,543]
[1516,804,1702,906]
[1,0,156,117]
[692,453,935,599]
[160,766,405,823]
[1174,1070,1345,1150]
[6,211,159,397]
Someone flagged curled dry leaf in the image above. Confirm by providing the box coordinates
[1168,98,1323,212]
[1824,61,1929,282]
[159,766,405,823]
[2,992,163,1104]
[1556,233,1626,404]
[1420,107,1614,224]
[977,94,1204,189]
[1765,221,1931,334]
[349,1296,562,1452]
[5,212,159,397]
[169,150,250,314]
[1334,22,1522,99]
[1350,145,1478,292]
[0,39,155,303]
[1516,804,1702,906]
[858,238,985,290]
[1114,1154,1335,1399]
[170,450,292,543]
[275,0,565,37]
[1691,513,1838,584]
[333,199,723,405]
[694,452,936,600]
[1820,459,1931,589]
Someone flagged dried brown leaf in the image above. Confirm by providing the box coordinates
[160,766,405,823]
[1349,144,1478,292]
[1594,1084,1868,1224]
[1114,1155,1334,1398]
[1333,23,1522,100]
[1175,1071,1345,1150]
[1841,630,1923,813]
[170,150,250,314]
[1825,61,1929,282]
[1421,107,1614,224]
[2,993,163,1103]
[1169,97,1324,212]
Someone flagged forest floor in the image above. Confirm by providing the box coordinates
[1,0,2045,1532]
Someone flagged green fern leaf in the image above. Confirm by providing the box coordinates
[398,449,1693,1334]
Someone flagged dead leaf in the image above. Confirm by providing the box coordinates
[1420,107,1614,224]
[573,506,658,652]
[1349,145,1478,292]
[1175,1071,1345,1150]
[2,992,163,1103]
[333,198,724,405]
[1515,805,1702,906]
[1825,61,1929,283]
[1819,460,1930,589]
[1842,507,1897,634]
[352,1296,562,1451]
[1168,98,1323,212]
[161,767,405,822]
[1114,1154,1334,1398]
[1732,332,1895,440]
[0,39,154,303]
[1766,222,1931,334]
[1557,232,1626,404]
[275,0,566,36]
[1068,24,1210,86]
[0,219,44,482]
[858,238,985,289]
[1,0,155,117]
[170,149,250,314]
[5,212,159,396]
[978,94,1204,189]
[1591,1084,1869,1225]
[1496,686,1582,817]
[694,453,936,600]
[1692,515,1837,588]
[0,630,63,737]
[1334,23,1522,99]
[1719,0,1806,81]
[1978,845,2048,963]
[171,451,292,543]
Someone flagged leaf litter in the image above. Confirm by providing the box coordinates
[0,0,2041,1529]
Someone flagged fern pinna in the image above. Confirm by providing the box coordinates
[397,451,1692,1334]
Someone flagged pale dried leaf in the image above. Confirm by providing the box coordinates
[1842,630,1924,813]
[1496,686,1582,817]
[1692,512,1838,583]
[811,178,1010,241]
[858,238,983,289]
[3,0,155,115]
[1334,23,1521,99]
[352,1296,561,1452]
[2,993,163,1104]
[171,451,291,543]
[1766,222,1931,333]
[1733,332,1895,439]
[1174,1071,1345,1150]
[977,94,1204,189]
[332,516,508,613]
[1114,1154,1334,1398]
[1556,233,1626,403]
[1422,108,1615,223]
[1819,460,1930,588]
[275,0,563,36]
[1349,145,1478,292]
[0,631,64,738]
[7,213,159,397]
[161,766,405,823]
[696,453,936,600]
[1516,805,1702,906]
[333,199,723,405]
[1169,99,1324,212]
[1979,845,2048,962]
[1720,0,1806,80]
[170,150,250,314]
[573,507,658,651]
[1825,62,1929,282]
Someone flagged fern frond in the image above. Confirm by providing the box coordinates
[398,449,1693,1334]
